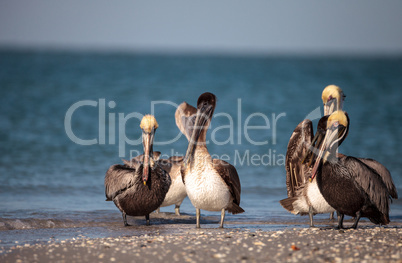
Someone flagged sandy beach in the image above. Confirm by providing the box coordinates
[1,218,401,263]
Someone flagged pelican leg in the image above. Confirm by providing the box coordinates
[175,205,181,216]
[336,212,344,229]
[196,208,201,228]
[308,206,315,227]
[329,212,334,221]
[122,212,130,227]
[219,209,225,228]
[145,214,150,226]
[351,211,361,229]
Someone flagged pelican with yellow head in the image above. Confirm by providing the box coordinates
[140,115,159,185]
[281,85,397,228]
[309,110,396,229]
[280,85,347,227]
[322,85,346,116]
[105,115,171,226]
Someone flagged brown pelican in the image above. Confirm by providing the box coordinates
[124,154,187,216]
[177,92,244,228]
[310,110,396,229]
[105,115,171,226]
[280,85,345,227]
[155,156,187,215]
[279,117,336,227]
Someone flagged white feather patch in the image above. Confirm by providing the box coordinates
[185,163,231,211]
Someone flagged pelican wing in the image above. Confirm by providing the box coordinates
[175,102,197,141]
[122,156,142,169]
[105,164,139,201]
[285,119,314,197]
[344,156,390,218]
[213,159,242,206]
[357,158,398,199]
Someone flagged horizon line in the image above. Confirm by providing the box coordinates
[1,44,402,58]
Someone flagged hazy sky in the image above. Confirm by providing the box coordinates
[1,0,402,55]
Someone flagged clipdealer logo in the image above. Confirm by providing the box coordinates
[64,98,291,166]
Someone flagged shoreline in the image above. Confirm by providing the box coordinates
[1,221,401,262]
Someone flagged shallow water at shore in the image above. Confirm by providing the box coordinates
[1,208,402,250]
[1,51,402,254]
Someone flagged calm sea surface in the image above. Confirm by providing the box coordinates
[0,50,401,245]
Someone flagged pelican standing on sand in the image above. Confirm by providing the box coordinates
[176,92,244,228]
[310,110,396,229]
[105,115,171,226]
[280,85,345,226]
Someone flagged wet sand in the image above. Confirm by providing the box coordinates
[1,214,401,263]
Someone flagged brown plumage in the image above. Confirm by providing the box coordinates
[175,101,197,142]
[177,92,244,228]
[104,115,171,226]
[212,159,243,214]
[317,155,392,228]
[280,117,336,227]
[284,119,314,198]
[282,85,397,228]
[281,85,348,227]
[105,163,171,226]
[125,153,187,216]
[357,158,398,200]
[311,111,396,229]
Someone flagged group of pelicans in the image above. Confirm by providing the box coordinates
[105,92,243,228]
[280,85,397,229]
[105,87,397,229]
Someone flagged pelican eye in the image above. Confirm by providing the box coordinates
[333,121,339,128]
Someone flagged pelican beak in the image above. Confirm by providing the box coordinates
[302,115,329,166]
[142,129,155,185]
[310,124,346,181]
[302,129,325,165]
[324,99,336,116]
[182,104,213,168]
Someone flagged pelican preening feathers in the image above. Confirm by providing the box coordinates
[104,88,396,230]
[280,85,397,228]
[280,85,346,226]
[177,92,244,228]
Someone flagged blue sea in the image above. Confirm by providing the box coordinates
[0,50,401,246]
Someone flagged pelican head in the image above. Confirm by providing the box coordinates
[310,110,348,180]
[197,92,216,117]
[322,85,346,116]
[182,92,216,168]
[140,115,158,185]
[192,92,216,144]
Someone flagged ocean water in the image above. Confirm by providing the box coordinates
[0,50,401,245]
